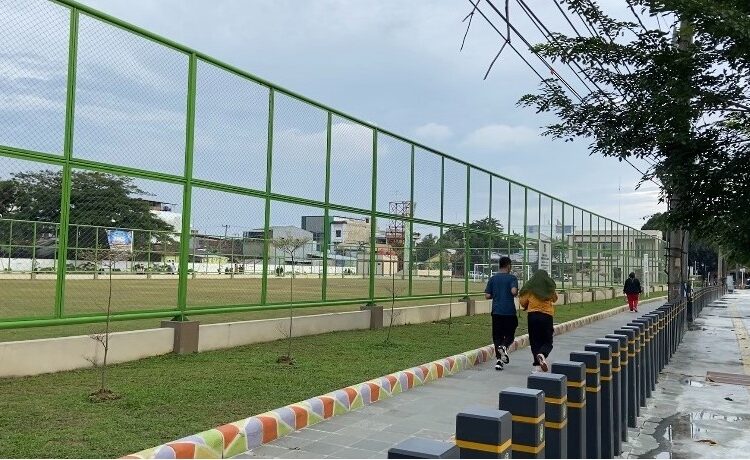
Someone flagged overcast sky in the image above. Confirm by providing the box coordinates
[1,0,666,236]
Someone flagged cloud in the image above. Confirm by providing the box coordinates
[461,124,541,152]
[414,122,453,143]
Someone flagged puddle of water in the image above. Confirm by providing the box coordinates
[639,411,747,458]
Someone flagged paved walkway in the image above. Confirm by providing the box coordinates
[237,299,666,459]
[623,290,750,458]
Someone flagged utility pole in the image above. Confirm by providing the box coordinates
[667,20,693,303]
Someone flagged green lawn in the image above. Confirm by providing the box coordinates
[0,296,655,459]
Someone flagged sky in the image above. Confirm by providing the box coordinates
[0,0,667,237]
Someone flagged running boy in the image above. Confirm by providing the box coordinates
[484,256,519,370]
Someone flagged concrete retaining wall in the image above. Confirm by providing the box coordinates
[0,328,173,378]
[198,311,371,352]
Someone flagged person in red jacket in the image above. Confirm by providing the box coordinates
[624,272,643,312]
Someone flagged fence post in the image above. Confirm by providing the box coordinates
[498,387,546,459]
[388,439,459,459]
[570,351,601,459]
[614,328,638,428]
[455,407,512,458]
[596,338,622,455]
[527,373,568,459]
[605,333,629,442]
[584,344,614,459]
[551,361,586,459]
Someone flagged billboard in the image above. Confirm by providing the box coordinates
[106,229,133,253]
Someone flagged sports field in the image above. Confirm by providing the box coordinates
[0,276,482,341]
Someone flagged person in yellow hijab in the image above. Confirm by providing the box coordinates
[519,269,558,372]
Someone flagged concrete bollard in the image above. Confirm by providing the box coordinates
[614,328,638,428]
[388,438,460,458]
[629,320,651,399]
[652,310,666,372]
[644,313,661,375]
[627,322,647,406]
[551,361,586,460]
[455,407,512,459]
[596,338,622,455]
[605,333,629,443]
[585,343,614,459]
[160,320,200,354]
[637,316,657,391]
[498,387,546,459]
[570,351,601,459]
[528,373,568,459]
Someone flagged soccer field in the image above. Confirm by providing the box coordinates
[1,276,483,320]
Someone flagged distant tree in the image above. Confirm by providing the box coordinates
[642,212,717,277]
[0,170,174,257]
[414,233,439,262]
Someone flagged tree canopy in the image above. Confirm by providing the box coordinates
[518,0,750,263]
[0,170,174,255]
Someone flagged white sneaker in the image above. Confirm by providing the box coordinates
[495,360,504,371]
[497,345,510,364]
[537,354,549,372]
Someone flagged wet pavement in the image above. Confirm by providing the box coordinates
[622,291,750,458]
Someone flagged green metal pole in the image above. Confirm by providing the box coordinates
[488,176,493,271]
[439,156,445,295]
[507,181,511,257]
[176,52,197,319]
[408,145,415,296]
[7,221,12,270]
[523,187,528,282]
[464,165,470,296]
[54,7,79,319]
[368,128,377,304]
[561,203,565,291]
[322,111,332,300]
[32,222,37,274]
[261,89,274,305]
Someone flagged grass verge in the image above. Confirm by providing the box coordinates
[0,295,663,458]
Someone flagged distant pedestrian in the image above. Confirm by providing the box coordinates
[484,256,519,371]
[519,270,558,372]
[624,272,643,312]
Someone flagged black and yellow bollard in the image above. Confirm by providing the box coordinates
[620,325,643,411]
[570,351,600,459]
[551,361,586,459]
[528,373,568,459]
[498,387,546,459]
[605,333,629,443]
[455,407,512,459]
[628,320,649,402]
[658,304,674,362]
[388,438,460,458]
[585,343,614,458]
[635,316,656,392]
[644,313,661,375]
[614,328,638,428]
[596,338,622,455]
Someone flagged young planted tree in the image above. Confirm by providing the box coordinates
[270,236,311,364]
[84,248,129,402]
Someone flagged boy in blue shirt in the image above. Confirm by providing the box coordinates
[484,256,519,370]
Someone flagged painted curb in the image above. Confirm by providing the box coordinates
[126,296,665,459]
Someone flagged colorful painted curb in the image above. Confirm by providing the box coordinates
[126,297,664,459]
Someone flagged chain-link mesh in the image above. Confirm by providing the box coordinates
[63,172,182,315]
[0,156,61,318]
[329,116,373,210]
[0,0,69,155]
[73,14,188,174]
[271,93,327,201]
[0,0,667,328]
[193,60,269,191]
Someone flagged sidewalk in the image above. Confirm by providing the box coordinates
[622,291,750,458]
[236,299,665,459]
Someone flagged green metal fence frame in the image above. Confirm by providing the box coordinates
[0,0,667,330]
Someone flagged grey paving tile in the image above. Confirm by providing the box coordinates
[359,430,411,444]
[329,447,382,458]
[250,444,293,457]
[317,431,365,447]
[279,449,318,459]
[303,441,348,456]
[350,439,394,452]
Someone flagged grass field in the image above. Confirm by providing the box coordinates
[0,277,481,342]
[0,296,641,458]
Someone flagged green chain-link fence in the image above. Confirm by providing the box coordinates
[0,0,668,330]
